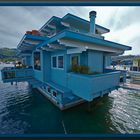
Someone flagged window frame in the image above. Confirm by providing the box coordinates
[57,55,64,70]
[33,51,41,71]
[51,55,64,70]
[70,54,80,66]
[51,55,57,69]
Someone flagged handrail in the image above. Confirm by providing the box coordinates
[1,67,33,81]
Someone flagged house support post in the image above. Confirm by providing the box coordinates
[87,101,92,113]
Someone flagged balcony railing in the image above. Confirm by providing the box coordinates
[67,71,120,101]
[1,67,33,82]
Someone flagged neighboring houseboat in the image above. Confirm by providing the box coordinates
[130,58,140,71]
[1,11,131,110]
[129,58,140,84]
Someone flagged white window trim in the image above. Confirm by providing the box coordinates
[70,54,80,66]
[51,55,64,70]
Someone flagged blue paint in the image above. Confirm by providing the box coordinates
[104,55,111,67]
[38,30,131,50]
[1,11,132,108]
[88,50,103,73]
[1,67,33,83]
[24,56,32,66]
[89,11,96,34]
[62,13,109,32]
[50,50,67,87]
[1,2,140,6]
[33,50,43,82]
[80,52,88,66]
[42,51,51,82]
[67,71,120,101]
[26,34,49,41]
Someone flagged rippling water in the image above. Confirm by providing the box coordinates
[0,64,140,134]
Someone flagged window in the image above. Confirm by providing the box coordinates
[52,56,57,68]
[58,56,64,69]
[34,52,41,70]
[47,87,51,93]
[71,55,79,66]
[51,55,64,69]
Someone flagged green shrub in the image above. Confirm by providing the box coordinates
[79,65,89,74]
[71,64,80,73]
[71,64,89,74]
[71,64,102,75]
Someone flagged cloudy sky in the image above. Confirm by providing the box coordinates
[0,6,140,55]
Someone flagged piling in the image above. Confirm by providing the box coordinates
[87,101,93,113]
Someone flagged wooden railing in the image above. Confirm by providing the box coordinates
[1,67,33,82]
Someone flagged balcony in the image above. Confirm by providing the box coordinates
[1,67,33,83]
[67,71,121,101]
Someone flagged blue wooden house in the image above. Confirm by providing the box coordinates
[1,11,131,110]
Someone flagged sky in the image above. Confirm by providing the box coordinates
[0,6,140,55]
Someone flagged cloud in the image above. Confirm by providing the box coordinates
[0,6,139,55]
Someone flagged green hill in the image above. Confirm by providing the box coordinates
[0,48,17,62]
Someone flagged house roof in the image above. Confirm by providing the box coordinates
[36,29,131,51]
[17,12,131,54]
[39,13,110,35]
[17,34,49,52]
[62,13,110,33]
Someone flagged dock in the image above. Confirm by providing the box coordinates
[120,82,140,91]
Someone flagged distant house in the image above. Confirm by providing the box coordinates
[131,58,140,71]
[1,11,131,110]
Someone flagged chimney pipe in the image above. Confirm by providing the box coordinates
[89,11,96,35]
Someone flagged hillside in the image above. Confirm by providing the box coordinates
[111,55,140,65]
[0,48,17,62]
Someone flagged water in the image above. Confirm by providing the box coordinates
[0,64,140,134]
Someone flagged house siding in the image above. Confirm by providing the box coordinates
[50,50,67,87]
[87,50,103,73]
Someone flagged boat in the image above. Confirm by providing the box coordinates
[1,11,132,110]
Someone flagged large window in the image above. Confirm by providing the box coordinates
[58,56,64,69]
[34,52,41,70]
[52,56,57,68]
[71,55,79,66]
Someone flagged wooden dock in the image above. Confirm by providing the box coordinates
[120,82,140,91]
[128,71,140,84]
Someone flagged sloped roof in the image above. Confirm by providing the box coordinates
[39,13,110,34]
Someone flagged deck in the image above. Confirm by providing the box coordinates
[120,82,140,91]
[1,66,125,109]
[128,71,140,84]
[1,67,33,83]
[67,71,121,101]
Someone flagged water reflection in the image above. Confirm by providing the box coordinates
[108,89,140,134]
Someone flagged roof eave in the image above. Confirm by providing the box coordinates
[39,30,131,51]
[17,34,49,51]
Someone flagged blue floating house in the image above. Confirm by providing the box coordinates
[1,11,131,110]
